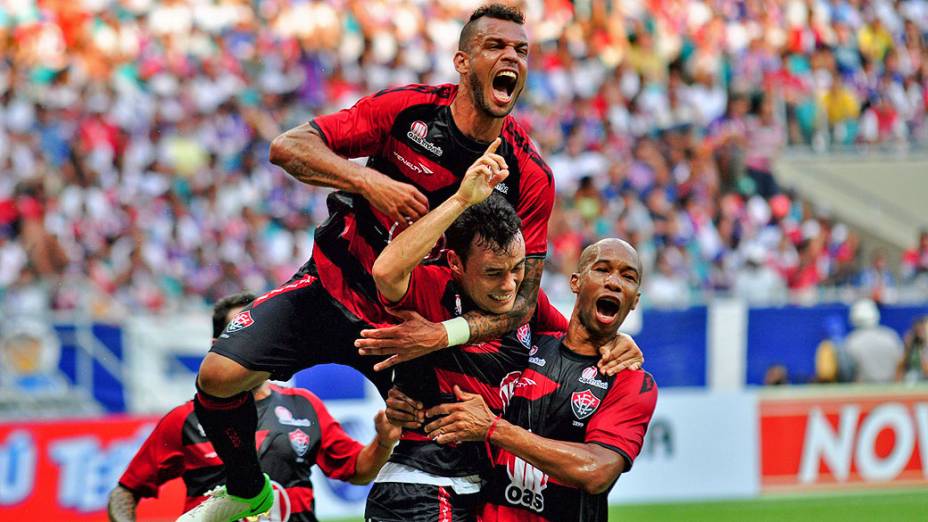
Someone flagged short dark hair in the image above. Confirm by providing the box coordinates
[212,292,257,338]
[446,193,522,264]
[458,3,525,52]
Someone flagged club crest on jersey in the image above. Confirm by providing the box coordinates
[516,324,531,348]
[275,406,311,427]
[289,429,310,457]
[571,389,601,420]
[579,366,609,389]
[407,120,443,156]
[224,311,254,334]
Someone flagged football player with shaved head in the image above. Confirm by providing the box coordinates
[421,239,658,521]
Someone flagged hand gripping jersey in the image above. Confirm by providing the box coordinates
[383,264,568,478]
[118,385,363,522]
[306,84,555,325]
[480,337,658,522]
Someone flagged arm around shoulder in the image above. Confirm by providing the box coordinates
[490,420,626,495]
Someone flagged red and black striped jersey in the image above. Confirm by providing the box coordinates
[480,337,658,522]
[383,264,568,477]
[305,83,555,325]
[117,384,363,522]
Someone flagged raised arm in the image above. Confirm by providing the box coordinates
[269,123,428,223]
[372,138,507,303]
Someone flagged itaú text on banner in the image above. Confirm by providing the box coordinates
[0,417,185,521]
[760,389,928,492]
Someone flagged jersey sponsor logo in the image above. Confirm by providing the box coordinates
[406,121,444,157]
[504,454,548,513]
[528,347,546,367]
[499,371,535,411]
[571,389,601,420]
[275,406,311,427]
[410,120,428,139]
[516,324,531,348]
[392,150,436,176]
[224,311,254,334]
[288,429,310,458]
[579,366,609,390]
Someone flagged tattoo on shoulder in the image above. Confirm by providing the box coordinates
[464,258,544,342]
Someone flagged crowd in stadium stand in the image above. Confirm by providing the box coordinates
[0,0,927,316]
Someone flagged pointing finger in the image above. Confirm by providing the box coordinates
[484,137,501,155]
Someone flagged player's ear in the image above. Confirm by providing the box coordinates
[448,250,465,278]
[569,272,580,295]
[453,50,469,76]
[631,291,640,311]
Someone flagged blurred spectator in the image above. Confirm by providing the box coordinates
[646,246,691,308]
[898,315,928,383]
[845,299,905,383]
[814,315,854,383]
[819,76,861,146]
[902,230,928,281]
[733,244,788,305]
[0,0,924,316]
[856,248,898,303]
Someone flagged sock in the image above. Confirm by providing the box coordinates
[194,382,265,498]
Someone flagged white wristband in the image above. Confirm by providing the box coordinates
[441,317,471,347]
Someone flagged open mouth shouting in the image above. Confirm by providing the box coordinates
[594,295,622,326]
[491,69,519,106]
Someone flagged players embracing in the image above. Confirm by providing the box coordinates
[369,136,657,521]
[183,4,558,520]
[181,3,655,521]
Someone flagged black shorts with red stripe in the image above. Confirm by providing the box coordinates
[365,482,480,522]
[210,274,392,396]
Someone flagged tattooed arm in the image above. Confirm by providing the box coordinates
[107,485,139,522]
[464,256,542,342]
[269,123,428,223]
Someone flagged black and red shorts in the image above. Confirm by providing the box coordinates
[365,482,481,522]
[210,274,392,396]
